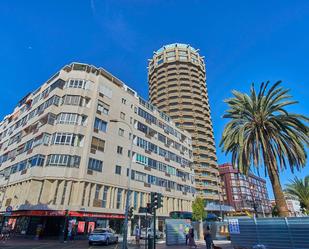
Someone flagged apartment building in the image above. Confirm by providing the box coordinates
[0,63,195,236]
[148,43,220,203]
[219,163,271,216]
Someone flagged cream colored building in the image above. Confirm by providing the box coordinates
[148,43,220,203]
[0,63,194,234]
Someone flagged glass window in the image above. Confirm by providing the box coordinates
[116,188,123,209]
[46,154,80,168]
[115,165,122,175]
[102,186,109,208]
[133,191,138,209]
[117,146,123,155]
[94,118,107,132]
[88,158,103,172]
[118,128,124,136]
[91,137,105,152]
[97,101,109,115]
[67,79,86,89]
[120,112,125,120]
[95,184,101,199]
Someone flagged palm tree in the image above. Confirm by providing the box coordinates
[286,176,309,214]
[220,81,308,217]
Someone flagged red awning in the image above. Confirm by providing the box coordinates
[3,210,124,219]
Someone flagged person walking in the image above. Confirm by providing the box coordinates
[188,228,197,249]
[185,226,190,245]
[204,226,213,249]
[134,225,140,246]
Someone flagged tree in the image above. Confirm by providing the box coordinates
[220,81,308,217]
[286,175,309,214]
[192,197,206,239]
[192,197,206,221]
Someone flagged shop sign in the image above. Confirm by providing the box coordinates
[228,219,240,234]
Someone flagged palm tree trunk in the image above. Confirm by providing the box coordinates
[268,166,289,217]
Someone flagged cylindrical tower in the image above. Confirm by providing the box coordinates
[148,43,220,202]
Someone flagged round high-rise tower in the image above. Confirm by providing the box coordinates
[148,43,219,202]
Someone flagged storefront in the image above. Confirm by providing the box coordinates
[0,210,125,238]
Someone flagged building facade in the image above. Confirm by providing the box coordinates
[271,194,303,217]
[0,63,195,236]
[148,43,219,203]
[219,163,271,216]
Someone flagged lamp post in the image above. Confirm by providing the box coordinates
[110,119,133,249]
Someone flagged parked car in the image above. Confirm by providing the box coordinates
[140,228,164,239]
[88,228,118,246]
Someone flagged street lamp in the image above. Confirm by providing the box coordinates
[110,119,133,249]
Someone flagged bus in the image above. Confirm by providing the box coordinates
[169,211,192,220]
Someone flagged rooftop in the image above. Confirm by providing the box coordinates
[155,43,198,54]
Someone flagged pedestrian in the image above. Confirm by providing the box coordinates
[185,226,190,245]
[188,228,197,249]
[204,226,213,249]
[135,225,140,246]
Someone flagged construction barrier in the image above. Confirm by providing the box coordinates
[228,216,309,249]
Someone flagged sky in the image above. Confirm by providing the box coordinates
[0,0,308,199]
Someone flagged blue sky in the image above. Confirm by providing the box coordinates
[0,0,308,198]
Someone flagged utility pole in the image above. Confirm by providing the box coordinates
[150,192,163,249]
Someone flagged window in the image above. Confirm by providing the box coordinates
[91,137,105,152]
[115,165,122,175]
[67,79,86,89]
[95,184,101,199]
[116,188,123,209]
[94,118,107,132]
[102,186,109,208]
[121,98,126,104]
[29,154,45,167]
[135,154,148,165]
[133,191,138,209]
[138,108,156,124]
[46,154,81,167]
[51,133,83,146]
[97,101,109,115]
[118,128,124,136]
[117,146,123,155]
[120,112,125,120]
[63,95,82,106]
[57,113,86,125]
[88,158,103,172]
[140,192,144,207]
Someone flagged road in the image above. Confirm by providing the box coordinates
[0,239,232,249]
[0,239,118,249]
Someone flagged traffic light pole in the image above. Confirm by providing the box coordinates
[153,208,156,249]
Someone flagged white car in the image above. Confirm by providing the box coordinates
[88,228,118,246]
[140,228,164,239]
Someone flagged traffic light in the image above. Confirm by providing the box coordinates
[128,207,134,220]
[157,193,163,208]
[150,192,163,209]
[146,203,153,214]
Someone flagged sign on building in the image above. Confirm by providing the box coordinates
[228,219,240,234]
